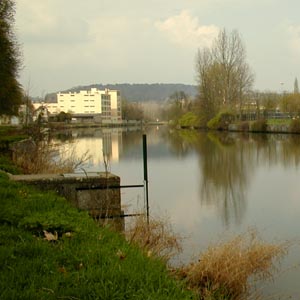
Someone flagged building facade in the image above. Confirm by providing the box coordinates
[57,88,121,121]
[33,88,122,122]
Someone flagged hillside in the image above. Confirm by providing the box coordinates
[45,83,197,103]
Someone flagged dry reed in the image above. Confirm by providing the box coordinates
[181,229,288,299]
[125,215,182,263]
[12,139,90,174]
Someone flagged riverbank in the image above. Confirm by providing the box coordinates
[0,125,289,299]
[0,171,196,300]
[0,126,196,299]
[179,117,300,134]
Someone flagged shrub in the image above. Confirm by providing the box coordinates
[250,119,267,132]
[207,111,235,130]
[125,215,182,263]
[178,112,200,128]
[289,118,300,133]
[238,121,249,132]
[0,155,21,174]
[181,230,288,299]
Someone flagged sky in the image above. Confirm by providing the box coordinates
[15,0,300,97]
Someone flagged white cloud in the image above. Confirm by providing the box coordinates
[155,10,219,48]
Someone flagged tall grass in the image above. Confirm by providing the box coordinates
[181,230,288,299]
[12,139,90,174]
[125,215,182,263]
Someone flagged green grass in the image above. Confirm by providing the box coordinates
[266,118,292,126]
[0,172,195,300]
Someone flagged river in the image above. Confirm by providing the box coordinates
[55,126,300,298]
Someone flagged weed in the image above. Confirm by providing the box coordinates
[11,139,90,174]
[250,119,268,132]
[125,215,182,263]
[181,229,288,299]
[238,121,250,132]
[289,118,300,133]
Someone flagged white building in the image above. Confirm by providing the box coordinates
[33,88,122,122]
[57,88,121,121]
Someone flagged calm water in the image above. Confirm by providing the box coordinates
[56,126,300,298]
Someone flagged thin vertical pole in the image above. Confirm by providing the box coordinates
[143,134,149,223]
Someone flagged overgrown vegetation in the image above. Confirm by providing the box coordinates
[180,230,288,299]
[289,119,300,133]
[237,121,249,132]
[11,138,90,174]
[178,112,201,128]
[126,215,182,263]
[0,172,195,300]
[207,111,235,130]
[0,0,23,116]
[250,119,267,132]
[0,125,89,174]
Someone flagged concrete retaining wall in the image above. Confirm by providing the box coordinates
[10,172,121,218]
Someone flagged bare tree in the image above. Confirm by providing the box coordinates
[196,29,254,121]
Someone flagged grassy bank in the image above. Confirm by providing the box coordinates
[0,171,195,300]
[0,125,288,300]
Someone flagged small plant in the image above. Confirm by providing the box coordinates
[250,119,267,132]
[238,121,249,132]
[289,118,300,133]
[179,112,200,128]
[207,111,235,130]
[0,155,21,174]
[11,139,90,174]
[181,229,288,299]
[126,215,182,263]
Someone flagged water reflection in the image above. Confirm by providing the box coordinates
[166,130,300,226]
[54,127,300,227]
[55,128,123,168]
[53,127,300,297]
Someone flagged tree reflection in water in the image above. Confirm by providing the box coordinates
[167,130,300,227]
[197,132,252,226]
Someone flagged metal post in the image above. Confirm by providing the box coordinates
[143,134,149,223]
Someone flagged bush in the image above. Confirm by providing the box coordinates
[178,112,200,128]
[207,111,235,130]
[0,155,21,174]
[289,118,300,133]
[182,230,288,299]
[250,119,267,132]
[238,121,249,132]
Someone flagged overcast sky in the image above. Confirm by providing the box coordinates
[15,0,300,96]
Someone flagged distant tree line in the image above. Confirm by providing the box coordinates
[58,83,197,102]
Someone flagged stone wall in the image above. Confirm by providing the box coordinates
[10,172,121,218]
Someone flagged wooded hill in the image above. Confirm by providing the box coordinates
[45,83,197,103]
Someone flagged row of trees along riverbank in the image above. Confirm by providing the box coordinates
[165,29,300,132]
